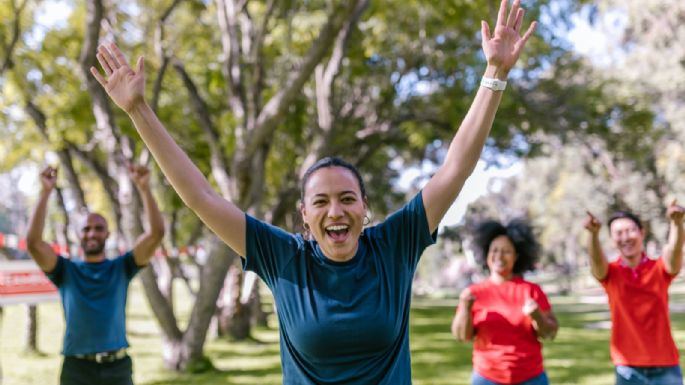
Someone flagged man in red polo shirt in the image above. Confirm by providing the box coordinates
[584,201,684,385]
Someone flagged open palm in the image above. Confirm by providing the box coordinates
[482,0,537,76]
[90,43,146,113]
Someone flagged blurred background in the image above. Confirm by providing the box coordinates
[1,0,684,384]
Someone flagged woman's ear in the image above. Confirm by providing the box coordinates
[300,203,307,223]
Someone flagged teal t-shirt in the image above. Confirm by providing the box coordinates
[244,192,436,384]
[46,252,140,355]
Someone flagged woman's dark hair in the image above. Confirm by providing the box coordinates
[471,218,540,275]
[300,157,367,202]
[607,211,643,231]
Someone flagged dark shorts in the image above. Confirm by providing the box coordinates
[60,355,133,385]
[615,365,683,385]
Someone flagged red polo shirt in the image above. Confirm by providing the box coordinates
[468,277,551,384]
[600,256,679,366]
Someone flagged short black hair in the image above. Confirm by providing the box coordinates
[471,218,540,275]
[300,157,367,202]
[607,211,643,231]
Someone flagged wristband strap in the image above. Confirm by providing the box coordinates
[480,77,507,91]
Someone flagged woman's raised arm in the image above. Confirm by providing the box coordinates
[91,43,246,256]
[422,0,537,233]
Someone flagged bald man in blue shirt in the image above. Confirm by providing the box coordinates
[26,165,164,385]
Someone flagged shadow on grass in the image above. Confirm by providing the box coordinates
[142,366,283,385]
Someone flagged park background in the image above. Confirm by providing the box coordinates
[1,0,685,384]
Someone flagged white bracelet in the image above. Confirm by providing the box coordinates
[480,77,507,91]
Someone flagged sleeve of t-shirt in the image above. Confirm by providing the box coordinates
[372,191,437,268]
[45,255,66,286]
[243,214,301,288]
[530,283,552,312]
[656,257,676,284]
[120,251,141,280]
[599,262,617,287]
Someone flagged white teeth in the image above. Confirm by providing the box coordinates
[326,225,348,231]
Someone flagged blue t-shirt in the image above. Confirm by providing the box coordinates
[244,192,436,384]
[46,252,140,355]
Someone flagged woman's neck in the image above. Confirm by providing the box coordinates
[489,272,514,284]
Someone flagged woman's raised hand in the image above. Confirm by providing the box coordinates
[481,0,537,78]
[90,43,146,114]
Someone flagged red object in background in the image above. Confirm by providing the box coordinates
[0,261,59,305]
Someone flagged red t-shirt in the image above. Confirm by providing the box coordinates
[468,277,551,384]
[601,256,679,366]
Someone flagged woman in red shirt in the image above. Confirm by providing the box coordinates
[452,219,558,385]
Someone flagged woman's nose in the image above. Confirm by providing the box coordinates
[327,201,343,218]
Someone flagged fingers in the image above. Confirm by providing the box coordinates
[513,8,524,32]
[521,21,538,44]
[96,54,113,76]
[90,66,107,88]
[110,43,130,69]
[42,166,57,178]
[496,0,508,26]
[513,21,537,57]
[128,163,149,176]
[584,210,601,232]
[136,56,144,73]
[667,199,685,220]
[98,45,120,74]
[481,20,491,45]
[506,0,521,28]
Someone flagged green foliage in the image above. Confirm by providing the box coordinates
[2,0,593,228]
[460,0,685,271]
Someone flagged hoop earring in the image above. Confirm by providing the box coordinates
[303,222,311,240]
[363,216,371,226]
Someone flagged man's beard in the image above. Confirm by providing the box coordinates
[82,240,105,256]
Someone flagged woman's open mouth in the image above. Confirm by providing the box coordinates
[325,224,350,242]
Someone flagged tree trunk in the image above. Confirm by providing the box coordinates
[217,264,251,340]
[24,305,38,353]
[157,237,235,371]
[248,279,269,328]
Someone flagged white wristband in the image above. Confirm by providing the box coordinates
[480,77,507,91]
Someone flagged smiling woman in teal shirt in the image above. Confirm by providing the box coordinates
[91,0,537,382]
[245,166,434,383]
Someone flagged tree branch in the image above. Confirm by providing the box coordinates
[151,0,185,113]
[172,59,233,199]
[247,1,366,156]
[0,0,27,75]
[24,101,89,214]
[216,0,247,126]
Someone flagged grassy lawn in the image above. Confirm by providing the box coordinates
[3,279,685,385]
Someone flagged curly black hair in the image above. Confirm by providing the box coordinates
[471,218,540,275]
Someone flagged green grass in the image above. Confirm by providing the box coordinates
[3,280,685,385]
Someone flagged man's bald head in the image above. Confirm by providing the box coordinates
[80,213,110,258]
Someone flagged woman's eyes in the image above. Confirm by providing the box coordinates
[312,197,355,205]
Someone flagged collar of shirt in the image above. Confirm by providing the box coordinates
[619,251,649,279]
